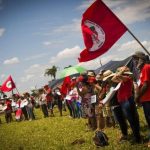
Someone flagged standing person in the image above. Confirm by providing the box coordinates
[76,72,100,130]
[112,66,141,144]
[53,87,63,116]
[98,70,116,129]
[98,70,128,140]
[87,75,102,130]
[15,95,23,121]
[4,95,12,123]
[44,85,54,117]
[20,96,29,120]
[39,89,49,118]
[69,77,80,118]
[24,92,35,121]
[133,51,150,146]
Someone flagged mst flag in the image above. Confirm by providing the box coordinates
[61,76,71,96]
[79,0,127,62]
[1,75,16,92]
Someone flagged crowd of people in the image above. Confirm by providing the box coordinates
[0,51,150,147]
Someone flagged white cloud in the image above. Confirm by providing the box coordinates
[118,40,150,53]
[24,53,49,61]
[1,74,6,79]
[21,64,49,83]
[3,57,20,65]
[20,74,35,83]
[78,54,118,70]
[0,28,5,37]
[49,45,81,64]
[113,0,150,24]
[24,64,47,75]
[77,0,125,10]
[77,0,150,25]
[19,63,51,92]
[43,41,52,46]
[78,59,100,70]
[76,1,93,11]
[53,19,81,33]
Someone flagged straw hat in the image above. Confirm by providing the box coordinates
[116,66,133,75]
[103,70,115,81]
[72,77,77,80]
[96,74,103,81]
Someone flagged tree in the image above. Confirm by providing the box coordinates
[44,65,58,80]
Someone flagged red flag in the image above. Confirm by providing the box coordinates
[1,75,16,92]
[60,76,71,96]
[79,0,127,62]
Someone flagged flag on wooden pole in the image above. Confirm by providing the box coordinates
[1,75,16,92]
[79,0,127,62]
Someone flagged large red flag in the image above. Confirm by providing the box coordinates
[60,76,71,96]
[79,0,127,62]
[1,75,16,92]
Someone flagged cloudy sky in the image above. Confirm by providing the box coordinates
[0,0,150,93]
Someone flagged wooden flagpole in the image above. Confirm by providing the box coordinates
[127,29,150,56]
[15,87,20,95]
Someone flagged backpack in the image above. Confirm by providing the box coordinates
[93,131,109,147]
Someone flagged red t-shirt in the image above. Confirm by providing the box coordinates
[45,88,52,102]
[117,77,133,103]
[5,100,12,111]
[139,64,150,102]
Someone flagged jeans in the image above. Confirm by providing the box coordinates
[120,97,141,141]
[41,104,49,117]
[22,106,28,120]
[47,101,53,110]
[142,101,150,127]
[112,106,128,136]
[66,100,73,117]
[26,106,35,120]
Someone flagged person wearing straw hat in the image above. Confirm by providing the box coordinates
[133,51,150,146]
[111,66,141,144]
[99,70,129,142]
[97,70,116,130]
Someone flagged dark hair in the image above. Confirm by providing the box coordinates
[145,55,150,63]
[3,94,7,98]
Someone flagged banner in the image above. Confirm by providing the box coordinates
[1,75,16,92]
[79,0,127,62]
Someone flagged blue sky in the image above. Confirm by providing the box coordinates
[0,0,150,93]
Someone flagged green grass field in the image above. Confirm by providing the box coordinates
[0,107,149,150]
